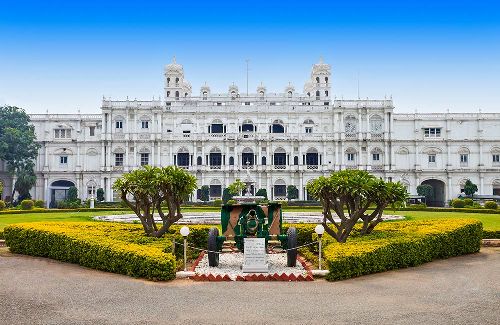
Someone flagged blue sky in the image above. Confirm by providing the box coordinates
[1,0,499,113]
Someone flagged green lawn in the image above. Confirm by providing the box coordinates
[0,210,130,231]
[395,210,499,232]
[1,207,498,233]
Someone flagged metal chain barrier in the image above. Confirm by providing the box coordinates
[173,240,319,255]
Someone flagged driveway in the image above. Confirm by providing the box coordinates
[0,248,499,325]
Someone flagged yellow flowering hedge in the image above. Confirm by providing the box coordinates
[323,219,482,281]
[4,222,179,281]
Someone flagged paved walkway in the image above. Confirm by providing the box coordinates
[0,248,499,325]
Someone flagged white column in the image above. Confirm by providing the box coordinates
[151,143,155,166]
[44,177,49,208]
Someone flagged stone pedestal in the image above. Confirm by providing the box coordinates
[242,238,269,273]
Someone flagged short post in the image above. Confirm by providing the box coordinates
[180,226,190,272]
[315,224,325,270]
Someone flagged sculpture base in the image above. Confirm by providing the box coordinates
[242,263,269,273]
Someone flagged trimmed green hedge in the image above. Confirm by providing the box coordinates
[3,222,177,281]
[0,207,130,215]
[399,207,500,214]
[323,219,482,281]
[483,229,500,239]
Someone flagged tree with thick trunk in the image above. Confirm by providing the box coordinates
[113,165,197,237]
[307,170,408,243]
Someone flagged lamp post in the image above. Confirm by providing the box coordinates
[315,224,325,270]
[180,226,190,271]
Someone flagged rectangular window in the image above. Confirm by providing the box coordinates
[372,153,380,161]
[460,154,468,164]
[305,127,313,134]
[244,102,251,106]
[428,154,436,163]
[115,153,124,166]
[115,121,123,129]
[54,129,71,139]
[59,156,68,164]
[141,121,149,129]
[211,124,224,133]
[89,126,95,136]
[347,153,355,161]
[493,154,500,163]
[140,153,149,166]
[423,128,441,138]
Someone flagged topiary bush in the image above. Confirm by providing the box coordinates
[20,199,34,210]
[212,199,223,207]
[0,200,5,211]
[463,198,474,207]
[34,200,45,208]
[452,199,466,208]
[484,201,498,210]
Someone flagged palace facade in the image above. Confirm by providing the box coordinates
[1,59,499,206]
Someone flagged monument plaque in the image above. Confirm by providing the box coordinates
[242,238,269,273]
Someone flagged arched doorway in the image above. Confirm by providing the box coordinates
[50,180,75,208]
[421,179,446,207]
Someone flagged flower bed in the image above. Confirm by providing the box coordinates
[322,219,482,281]
[3,222,177,280]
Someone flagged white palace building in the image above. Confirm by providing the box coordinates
[1,58,500,207]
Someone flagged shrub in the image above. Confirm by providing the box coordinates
[226,199,237,205]
[96,188,105,202]
[279,200,288,208]
[0,200,5,211]
[484,201,498,210]
[463,198,474,207]
[34,200,45,208]
[323,219,482,281]
[212,199,223,207]
[452,199,466,208]
[4,222,177,281]
[20,199,34,210]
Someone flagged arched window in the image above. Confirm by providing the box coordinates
[175,77,179,86]
[325,90,329,97]
[175,91,179,99]
[273,148,286,166]
[306,148,319,166]
[370,115,383,135]
[259,91,264,98]
[242,147,254,166]
[229,156,234,166]
[184,92,188,97]
[315,90,320,99]
[262,156,267,165]
[307,92,311,97]
[209,147,222,166]
[294,156,298,165]
[287,91,292,98]
[167,91,170,98]
[241,119,254,132]
[371,147,383,163]
[167,77,170,86]
[203,91,207,100]
[271,119,285,133]
[197,156,202,165]
[273,179,287,199]
[315,76,320,84]
[344,116,358,136]
[209,179,222,199]
[325,76,328,83]
[177,147,189,167]
[210,119,224,133]
[345,147,357,164]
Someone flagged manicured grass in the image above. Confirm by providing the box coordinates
[0,210,130,232]
[396,210,500,232]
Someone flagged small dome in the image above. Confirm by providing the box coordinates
[165,56,183,74]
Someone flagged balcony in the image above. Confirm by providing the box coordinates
[209,165,222,170]
[306,165,319,170]
[273,165,287,170]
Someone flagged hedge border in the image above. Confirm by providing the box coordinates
[324,219,483,281]
[3,223,177,281]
